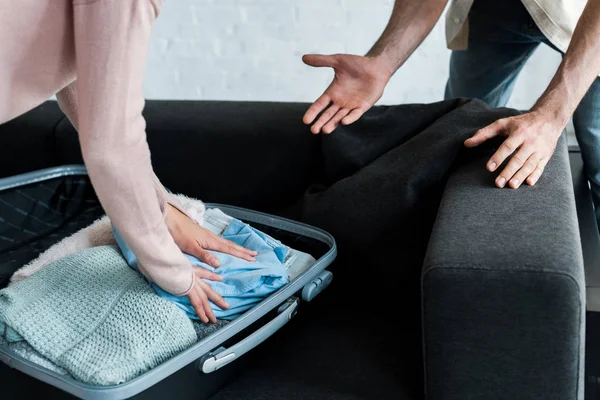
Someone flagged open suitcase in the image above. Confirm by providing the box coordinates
[0,165,337,400]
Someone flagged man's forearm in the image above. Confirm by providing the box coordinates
[366,0,448,77]
[533,0,600,126]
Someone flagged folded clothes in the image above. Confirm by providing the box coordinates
[202,209,316,282]
[0,320,229,379]
[11,197,313,323]
[0,246,198,386]
[113,208,291,320]
[1,338,71,377]
[192,319,230,339]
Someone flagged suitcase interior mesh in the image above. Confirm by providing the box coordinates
[0,174,329,289]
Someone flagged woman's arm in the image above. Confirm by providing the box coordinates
[67,0,254,323]
[58,82,194,231]
[58,81,182,216]
[56,81,79,129]
[72,0,194,297]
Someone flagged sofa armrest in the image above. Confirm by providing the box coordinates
[422,134,585,400]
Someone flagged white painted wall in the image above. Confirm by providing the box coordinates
[145,0,563,110]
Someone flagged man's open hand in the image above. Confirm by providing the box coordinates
[302,54,392,134]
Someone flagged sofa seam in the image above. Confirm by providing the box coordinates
[422,261,583,282]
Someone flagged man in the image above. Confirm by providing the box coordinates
[303,0,600,222]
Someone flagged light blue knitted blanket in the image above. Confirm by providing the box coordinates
[0,246,197,386]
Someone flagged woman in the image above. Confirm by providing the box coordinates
[0,0,257,324]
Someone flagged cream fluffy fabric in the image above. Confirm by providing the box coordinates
[10,194,205,285]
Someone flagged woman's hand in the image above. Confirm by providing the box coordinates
[188,268,230,324]
[166,204,257,323]
[166,204,257,267]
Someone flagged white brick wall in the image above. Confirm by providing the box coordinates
[145,0,562,110]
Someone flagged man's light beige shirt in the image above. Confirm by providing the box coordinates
[446,0,588,52]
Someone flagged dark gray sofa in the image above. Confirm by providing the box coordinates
[0,100,590,400]
[424,135,585,400]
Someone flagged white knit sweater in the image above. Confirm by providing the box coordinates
[0,246,197,386]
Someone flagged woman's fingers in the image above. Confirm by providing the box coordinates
[194,281,219,324]
[311,104,340,134]
[219,238,257,257]
[197,286,217,324]
[211,237,257,262]
[193,246,222,268]
[188,287,210,324]
[202,293,216,324]
[195,267,223,282]
[189,274,230,324]
[192,239,256,267]
[323,108,350,134]
[188,227,257,266]
[201,227,256,257]
[198,279,230,311]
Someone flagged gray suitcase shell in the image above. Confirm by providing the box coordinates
[0,165,337,399]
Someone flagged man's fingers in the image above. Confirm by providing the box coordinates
[341,108,365,125]
[195,267,223,282]
[323,108,350,134]
[465,120,505,149]
[198,279,230,311]
[495,147,530,188]
[303,93,331,126]
[312,105,340,134]
[302,54,337,68]
[487,133,523,173]
[508,153,541,189]
[526,158,549,186]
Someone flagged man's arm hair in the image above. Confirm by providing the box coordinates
[366,0,449,77]
[533,0,600,124]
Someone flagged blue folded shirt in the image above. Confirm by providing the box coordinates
[113,217,289,320]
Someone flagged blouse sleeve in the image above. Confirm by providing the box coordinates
[56,0,195,296]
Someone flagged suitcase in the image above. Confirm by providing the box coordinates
[0,165,337,400]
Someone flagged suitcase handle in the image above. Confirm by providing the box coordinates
[201,297,299,373]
